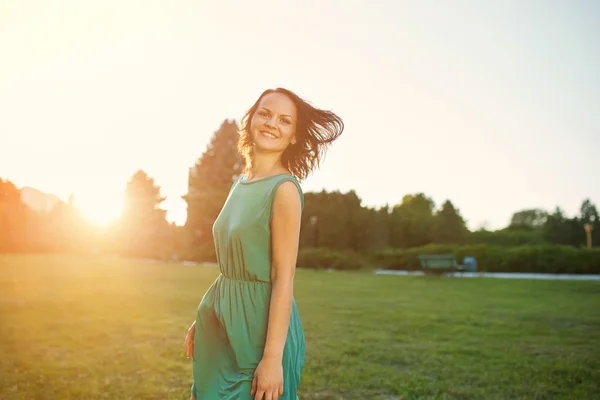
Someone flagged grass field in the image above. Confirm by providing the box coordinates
[1,254,599,400]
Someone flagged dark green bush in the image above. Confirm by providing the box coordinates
[297,248,366,270]
[370,244,460,271]
[468,229,547,246]
[371,244,600,274]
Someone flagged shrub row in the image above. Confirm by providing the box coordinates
[468,229,547,246]
[296,248,367,270]
[370,244,600,274]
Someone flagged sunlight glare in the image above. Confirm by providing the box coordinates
[72,190,187,227]
[73,191,124,227]
[163,196,187,226]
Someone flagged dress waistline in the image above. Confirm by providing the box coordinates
[218,273,271,285]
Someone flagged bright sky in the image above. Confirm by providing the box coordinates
[1,0,599,230]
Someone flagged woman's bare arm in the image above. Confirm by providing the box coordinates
[263,180,302,360]
[251,180,302,398]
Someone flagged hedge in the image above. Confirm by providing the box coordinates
[370,244,600,274]
[296,248,367,270]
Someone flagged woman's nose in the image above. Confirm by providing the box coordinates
[265,116,276,128]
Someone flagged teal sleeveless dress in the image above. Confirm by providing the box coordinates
[191,173,306,399]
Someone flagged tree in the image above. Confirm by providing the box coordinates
[363,205,391,250]
[432,200,468,244]
[390,193,435,248]
[509,209,548,230]
[542,207,566,245]
[184,119,244,261]
[0,178,30,252]
[122,170,166,218]
[580,199,599,225]
[300,190,368,251]
[580,199,599,247]
[118,170,170,259]
[542,203,597,248]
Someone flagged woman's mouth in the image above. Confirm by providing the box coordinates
[261,131,278,139]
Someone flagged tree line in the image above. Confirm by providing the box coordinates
[1,119,598,261]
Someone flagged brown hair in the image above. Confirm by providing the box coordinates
[237,88,344,181]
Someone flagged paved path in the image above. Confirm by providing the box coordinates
[374,269,600,281]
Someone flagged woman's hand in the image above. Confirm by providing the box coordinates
[185,321,195,359]
[251,356,284,400]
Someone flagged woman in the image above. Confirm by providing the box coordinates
[184,88,343,399]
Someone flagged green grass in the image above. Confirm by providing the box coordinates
[0,254,599,400]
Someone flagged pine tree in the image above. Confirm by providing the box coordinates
[119,170,170,259]
[122,170,166,219]
[183,119,244,261]
[432,200,468,244]
[390,193,436,248]
[0,178,29,251]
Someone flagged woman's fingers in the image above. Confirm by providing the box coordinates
[251,375,257,396]
[185,332,194,359]
[253,385,280,400]
[252,376,283,399]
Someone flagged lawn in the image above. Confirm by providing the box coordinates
[0,254,599,400]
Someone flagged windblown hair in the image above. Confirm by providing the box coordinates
[237,88,344,181]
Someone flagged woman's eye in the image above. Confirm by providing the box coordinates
[280,118,291,125]
[258,110,268,117]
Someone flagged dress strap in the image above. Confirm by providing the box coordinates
[268,175,304,219]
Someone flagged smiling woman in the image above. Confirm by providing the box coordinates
[238,88,344,181]
[185,88,343,400]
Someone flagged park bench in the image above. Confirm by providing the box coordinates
[418,254,477,274]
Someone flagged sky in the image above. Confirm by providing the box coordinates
[1,0,599,230]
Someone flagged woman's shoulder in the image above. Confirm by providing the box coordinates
[273,172,303,192]
[271,174,304,212]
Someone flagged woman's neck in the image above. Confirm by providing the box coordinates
[248,153,286,179]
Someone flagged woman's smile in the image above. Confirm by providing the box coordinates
[260,130,278,139]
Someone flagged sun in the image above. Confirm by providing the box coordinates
[73,192,124,227]
[72,191,187,227]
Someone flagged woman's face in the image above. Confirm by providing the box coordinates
[250,92,297,153]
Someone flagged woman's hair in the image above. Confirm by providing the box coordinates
[237,88,344,181]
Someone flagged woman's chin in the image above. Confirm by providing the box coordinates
[255,146,279,154]
[254,141,285,153]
